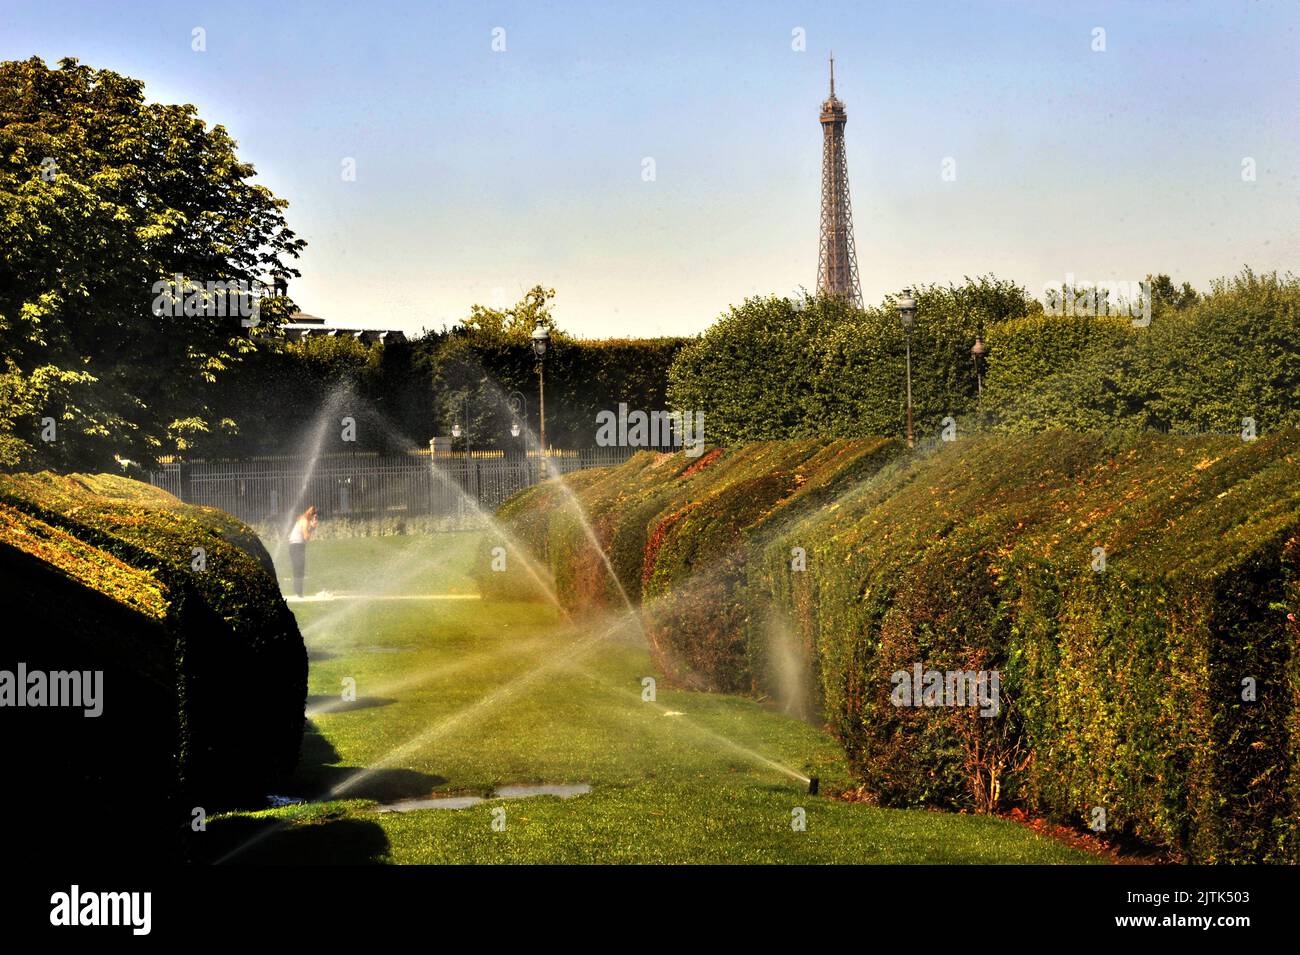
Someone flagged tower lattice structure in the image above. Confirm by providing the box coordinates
[816,55,863,308]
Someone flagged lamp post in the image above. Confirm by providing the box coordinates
[506,390,528,449]
[531,322,550,478]
[896,288,917,449]
[971,335,986,397]
[451,396,474,508]
[450,399,469,452]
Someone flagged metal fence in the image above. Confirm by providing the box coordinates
[148,447,636,531]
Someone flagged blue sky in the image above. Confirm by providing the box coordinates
[3,0,1297,336]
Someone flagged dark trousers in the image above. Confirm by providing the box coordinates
[289,542,307,597]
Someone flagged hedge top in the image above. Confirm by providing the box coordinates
[0,471,284,629]
[775,429,1300,587]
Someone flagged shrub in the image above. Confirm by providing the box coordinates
[0,473,307,809]
[758,431,1300,860]
[495,430,1300,861]
[668,278,1034,443]
[490,439,901,692]
[983,271,1300,435]
[0,514,181,861]
[669,271,1300,443]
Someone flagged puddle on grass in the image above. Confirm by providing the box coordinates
[267,794,306,808]
[375,783,592,813]
[494,783,591,799]
[377,795,486,812]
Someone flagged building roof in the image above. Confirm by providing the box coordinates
[275,312,407,344]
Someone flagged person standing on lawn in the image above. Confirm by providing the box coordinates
[288,505,318,598]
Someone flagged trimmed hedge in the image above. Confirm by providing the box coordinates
[759,431,1300,861]
[0,473,307,823]
[493,432,1300,861]
[667,272,1300,443]
[666,280,1033,444]
[1,514,181,861]
[202,331,690,460]
[641,439,899,692]
[980,271,1300,436]
[436,336,689,453]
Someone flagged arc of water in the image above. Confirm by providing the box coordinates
[324,611,638,799]
[214,610,639,864]
[305,631,558,718]
[474,378,638,615]
[572,666,810,785]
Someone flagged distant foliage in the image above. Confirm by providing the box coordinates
[202,335,407,457]
[667,277,1034,443]
[983,270,1300,436]
[669,271,1300,443]
[198,288,689,458]
[435,327,688,453]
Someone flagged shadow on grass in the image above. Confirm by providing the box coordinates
[286,719,449,802]
[194,718,457,865]
[196,813,391,864]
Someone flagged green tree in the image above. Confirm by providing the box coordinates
[0,57,305,469]
[667,293,842,442]
[1148,273,1200,312]
[460,284,560,344]
[668,277,1034,442]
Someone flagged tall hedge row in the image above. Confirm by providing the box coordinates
[667,271,1300,444]
[667,280,1031,444]
[764,432,1300,861]
[0,472,307,858]
[492,432,1300,861]
[199,332,690,461]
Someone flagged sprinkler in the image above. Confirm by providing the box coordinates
[808,776,819,796]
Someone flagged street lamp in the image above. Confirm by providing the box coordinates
[506,390,527,445]
[531,323,550,477]
[451,396,474,505]
[451,397,469,446]
[971,335,986,397]
[896,288,917,449]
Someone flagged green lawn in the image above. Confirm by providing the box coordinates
[203,533,1101,864]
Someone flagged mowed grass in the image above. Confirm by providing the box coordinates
[204,533,1101,864]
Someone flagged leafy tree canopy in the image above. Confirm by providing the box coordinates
[457,284,564,345]
[0,56,305,469]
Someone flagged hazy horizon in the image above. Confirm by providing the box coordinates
[4,0,1297,337]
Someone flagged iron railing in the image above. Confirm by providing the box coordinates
[149,447,637,530]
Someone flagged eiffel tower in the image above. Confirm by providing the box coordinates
[816,54,863,308]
